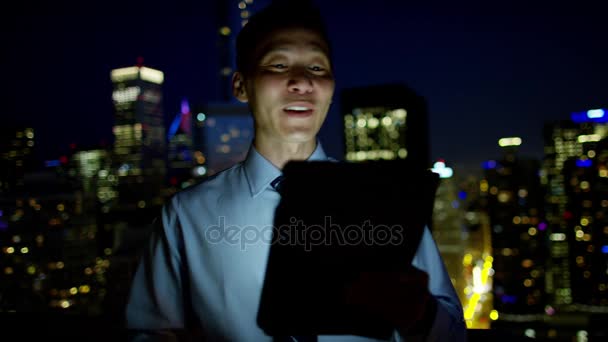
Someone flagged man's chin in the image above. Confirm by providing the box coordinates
[280,131,318,144]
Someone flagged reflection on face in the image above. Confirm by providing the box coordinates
[239,28,335,146]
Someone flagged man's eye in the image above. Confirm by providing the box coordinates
[272,64,287,69]
[309,66,325,72]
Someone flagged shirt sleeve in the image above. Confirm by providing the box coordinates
[125,196,187,339]
[393,226,467,342]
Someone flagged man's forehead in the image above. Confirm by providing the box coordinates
[256,29,330,57]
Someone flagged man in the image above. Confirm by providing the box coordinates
[125,1,466,341]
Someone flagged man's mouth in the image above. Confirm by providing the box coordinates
[286,106,310,111]
[284,103,314,116]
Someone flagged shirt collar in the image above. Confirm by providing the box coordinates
[243,142,328,198]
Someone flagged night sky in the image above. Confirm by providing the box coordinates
[3,0,607,175]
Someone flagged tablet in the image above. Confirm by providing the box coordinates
[257,159,440,339]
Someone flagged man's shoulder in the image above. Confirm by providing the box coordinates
[171,163,245,205]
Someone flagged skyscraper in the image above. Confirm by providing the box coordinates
[431,160,464,279]
[0,127,35,194]
[110,62,166,211]
[71,149,114,203]
[167,99,195,190]
[430,160,469,311]
[430,161,496,329]
[198,0,267,175]
[483,138,546,314]
[103,63,169,314]
[562,139,608,309]
[341,84,430,169]
[542,109,608,308]
[217,0,272,101]
[460,174,494,329]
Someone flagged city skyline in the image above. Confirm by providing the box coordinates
[2,64,608,342]
[3,0,607,174]
[3,105,607,339]
[3,1,608,340]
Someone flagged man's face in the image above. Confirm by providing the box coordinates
[234,28,335,145]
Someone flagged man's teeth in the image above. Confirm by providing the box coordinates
[286,106,309,111]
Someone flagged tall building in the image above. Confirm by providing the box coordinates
[562,138,608,309]
[430,160,469,312]
[196,1,268,178]
[483,138,546,314]
[167,99,195,190]
[431,160,464,282]
[341,84,430,169]
[0,127,36,194]
[69,148,116,255]
[110,62,166,211]
[192,103,253,177]
[432,160,497,329]
[71,149,115,207]
[542,108,608,308]
[217,0,272,101]
[104,64,168,310]
[460,174,494,329]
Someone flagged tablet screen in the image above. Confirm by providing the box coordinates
[257,160,440,338]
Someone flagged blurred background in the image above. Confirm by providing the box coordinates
[1,0,607,340]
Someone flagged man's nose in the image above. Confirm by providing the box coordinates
[287,69,313,94]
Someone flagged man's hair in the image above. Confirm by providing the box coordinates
[235,0,331,77]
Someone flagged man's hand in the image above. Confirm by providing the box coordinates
[344,267,436,334]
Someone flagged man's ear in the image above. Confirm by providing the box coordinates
[232,72,249,103]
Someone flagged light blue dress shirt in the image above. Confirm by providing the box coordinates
[126,143,466,341]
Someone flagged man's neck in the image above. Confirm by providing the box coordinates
[253,138,317,170]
